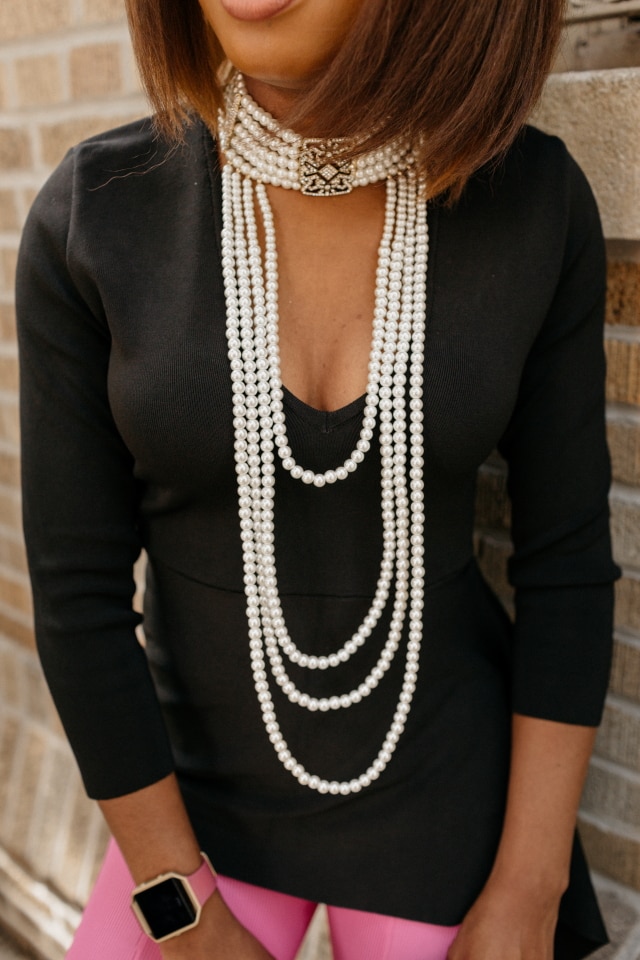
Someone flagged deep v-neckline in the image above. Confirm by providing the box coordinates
[281,385,366,433]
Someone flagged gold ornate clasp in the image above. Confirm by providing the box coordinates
[299,139,354,196]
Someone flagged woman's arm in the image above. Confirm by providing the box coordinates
[17,146,274,960]
[450,142,618,958]
[448,715,596,960]
[99,774,275,960]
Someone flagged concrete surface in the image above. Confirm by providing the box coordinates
[590,877,640,959]
[534,67,640,241]
[0,928,33,960]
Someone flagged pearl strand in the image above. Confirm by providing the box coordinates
[255,179,414,692]
[262,181,395,489]
[219,80,429,792]
[219,73,415,195]
[253,180,401,666]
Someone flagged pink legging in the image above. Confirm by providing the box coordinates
[68,840,460,960]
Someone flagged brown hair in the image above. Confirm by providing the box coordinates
[125,0,564,200]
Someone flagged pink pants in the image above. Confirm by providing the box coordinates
[68,840,460,960]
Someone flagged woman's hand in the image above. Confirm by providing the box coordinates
[447,875,560,960]
[447,713,597,960]
[159,890,275,960]
[98,776,275,959]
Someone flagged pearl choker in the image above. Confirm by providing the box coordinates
[219,75,429,795]
[219,72,416,197]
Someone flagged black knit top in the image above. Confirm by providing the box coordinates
[16,118,619,958]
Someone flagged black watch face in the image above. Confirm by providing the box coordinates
[133,878,197,940]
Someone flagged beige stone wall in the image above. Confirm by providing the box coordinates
[0,2,639,956]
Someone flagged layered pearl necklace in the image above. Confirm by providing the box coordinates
[219,74,429,795]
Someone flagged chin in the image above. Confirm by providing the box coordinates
[200,0,361,94]
[220,43,326,92]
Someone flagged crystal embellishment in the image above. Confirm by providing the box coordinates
[300,141,354,196]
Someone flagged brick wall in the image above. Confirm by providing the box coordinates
[476,68,640,901]
[0,3,639,957]
[512,69,640,899]
[582,236,640,888]
[0,1,147,956]
[476,230,640,884]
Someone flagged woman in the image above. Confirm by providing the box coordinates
[16,0,619,958]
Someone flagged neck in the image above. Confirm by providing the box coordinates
[243,76,301,124]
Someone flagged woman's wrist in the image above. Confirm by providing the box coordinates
[98,773,205,884]
[486,857,569,905]
[492,716,594,891]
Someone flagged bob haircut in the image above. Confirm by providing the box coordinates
[125,0,564,201]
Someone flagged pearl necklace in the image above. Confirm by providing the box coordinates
[219,77,429,795]
[219,73,416,196]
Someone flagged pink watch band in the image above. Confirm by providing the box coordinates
[188,852,217,906]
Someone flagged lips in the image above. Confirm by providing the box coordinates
[219,0,296,21]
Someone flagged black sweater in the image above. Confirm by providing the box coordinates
[17,118,619,957]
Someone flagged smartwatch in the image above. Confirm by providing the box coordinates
[131,852,217,943]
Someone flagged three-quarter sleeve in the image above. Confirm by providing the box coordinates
[17,150,175,798]
[498,151,620,726]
